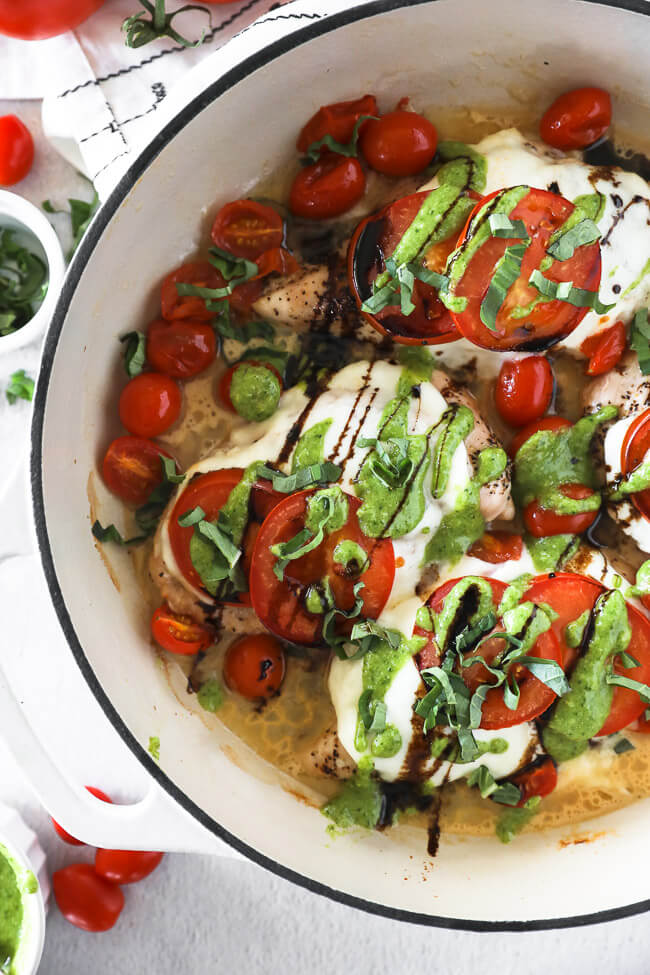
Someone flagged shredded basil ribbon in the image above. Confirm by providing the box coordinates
[613,737,635,755]
[257,462,341,494]
[304,114,378,162]
[480,243,528,332]
[270,492,346,581]
[466,766,522,806]
[631,308,650,375]
[5,368,34,405]
[547,218,601,262]
[361,258,449,317]
[487,214,529,239]
[528,269,615,314]
[44,188,100,260]
[120,330,146,377]
[606,672,650,702]
[176,246,259,305]
[357,436,413,489]
[0,230,48,336]
[358,689,387,733]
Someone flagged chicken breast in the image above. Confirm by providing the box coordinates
[583,350,650,419]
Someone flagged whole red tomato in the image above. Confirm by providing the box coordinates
[0,116,34,186]
[0,0,106,39]
[95,849,164,885]
[53,863,124,932]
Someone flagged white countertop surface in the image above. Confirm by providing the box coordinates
[2,99,650,975]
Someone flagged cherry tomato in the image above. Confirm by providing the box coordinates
[510,755,558,806]
[494,355,553,427]
[289,156,365,220]
[250,489,395,646]
[160,261,225,322]
[118,373,181,438]
[348,191,460,345]
[211,200,283,260]
[150,604,213,656]
[359,110,437,176]
[524,483,598,537]
[102,436,175,506]
[0,115,34,186]
[52,786,112,846]
[621,408,650,521]
[540,87,612,150]
[223,633,286,699]
[467,531,523,564]
[448,187,602,351]
[509,415,571,457]
[146,318,216,380]
[0,0,104,39]
[581,320,626,376]
[526,573,650,734]
[95,849,164,885]
[297,94,377,153]
[421,577,563,729]
[53,863,124,932]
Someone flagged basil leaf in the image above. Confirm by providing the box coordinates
[178,506,205,527]
[528,269,615,315]
[304,114,378,162]
[197,519,241,569]
[606,672,650,702]
[630,308,650,375]
[480,243,528,331]
[613,737,635,755]
[546,218,601,261]
[517,656,571,696]
[177,246,259,303]
[160,455,184,484]
[455,611,497,653]
[0,230,48,334]
[92,520,147,546]
[120,330,146,377]
[617,650,640,670]
[488,214,529,239]
[257,461,341,494]
[324,582,367,656]
[5,368,34,404]
[215,318,275,343]
[349,619,401,650]
[270,489,345,580]
[467,766,522,806]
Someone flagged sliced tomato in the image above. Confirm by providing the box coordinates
[348,190,461,345]
[211,200,283,260]
[449,187,602,351]
[297,94,377,153]
[223,633,286,699]
[510,755,558,806]
[523,483,598,537]
[621,408,650,521]
[526,573,650,735]
[467,531,523,564]
[150,604,213,655]
[289,156,365,220]
[421,576,563,729]
[581,320,626,376]
[359,110,437,177]
[249,489,395,646]
[494,355,554,427]
[160,261,225,322]
[102,436,175,506]
[509,415,571,457]
[540,87,612,150]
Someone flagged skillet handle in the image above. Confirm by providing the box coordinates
[0,665,235,855]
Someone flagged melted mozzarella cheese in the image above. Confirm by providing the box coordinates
[603,414,650,553]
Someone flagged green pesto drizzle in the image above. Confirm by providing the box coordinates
[322,759,382,833]
[292,418,332,470]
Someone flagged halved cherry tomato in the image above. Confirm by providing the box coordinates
[348,190,461,345]
[297,94,377,153]
[449,187,602,351]
[95,849,164,885]
[211,200,283,260]
[289,156,365,220]
[150,604,213,656]
[102,436,175,506]
[53,863,124,932]
[509,415,571,457]
[52,786,112,846]
[218,361,283,414]
[223,633,286,699]
[581,320,626,376]
[359,110,437,176]
[226,248,300,314]
[250,489,395,646]
[540,87,612,150]
[621,408,650,520]
[146,318,216,380]
[160,261,225,322]
[0,115,34,186]
[494,355,553,427]
[118,372,181,438]
[468,531,523,564]
[420,577,563,729]
[510,755,558,806]
[526,573,650,735]
[523,483,598,537]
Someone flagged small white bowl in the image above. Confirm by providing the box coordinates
[0,189,65,354]
[0,803,48,975]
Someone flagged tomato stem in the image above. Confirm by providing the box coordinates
[122,0,212,48]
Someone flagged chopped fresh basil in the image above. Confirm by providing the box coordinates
[0,230,47,335]
[214,317,275,343]
[358,688,388,733]
[92,520,148,546]
[177,246,258,306]
[546,218,601,262]
[120,330,146,377]
[630,308,650,375]
[257,461,341,494]
[606,672,650,702]
[528,269,615,315]
[487,213,529,240]
[480,243,528,331]
[5,368,34,404]
[304,114,377,162]
[466,765,522,806]
[357,435,414,489]
[613,737,635,755]
[270,488,347,581]
[148,735,160,761]
[178,506,205,527]
[44,188,100,259]
[132,454,184,535]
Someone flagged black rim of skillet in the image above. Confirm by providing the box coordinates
[31,0,650,933]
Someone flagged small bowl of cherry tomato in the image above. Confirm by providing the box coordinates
[0,188,65,352]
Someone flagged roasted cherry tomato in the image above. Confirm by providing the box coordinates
[581,320,626,376]
[223,633,286,699]
[494,355,553,427]
[526,573,650,735]
[420,577,563,729]
[160,261,225,322]
[448,187,602,351]
[359,110,437,176]
[102,436,175,506]
[94,849,164,885]
[509,415,571,457]
[52,786,112,846]
[225,248,300,314]
[53,863,124,932]
[289,156,365,220]
[540,87,612,150]
[150,604,213,656]
[621,408,650,521]
[211,200,283,260]
[0,0,105,38]
[146,318,216,380]
[348,190,461,344]
[467,531,523,564]
[218,361,283,418]
[0,115,34,186]
[250,489,395,646]
[297,94,377,153]
[510,755,558,806]
[523,483,598,537]
[118,372,181,438]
